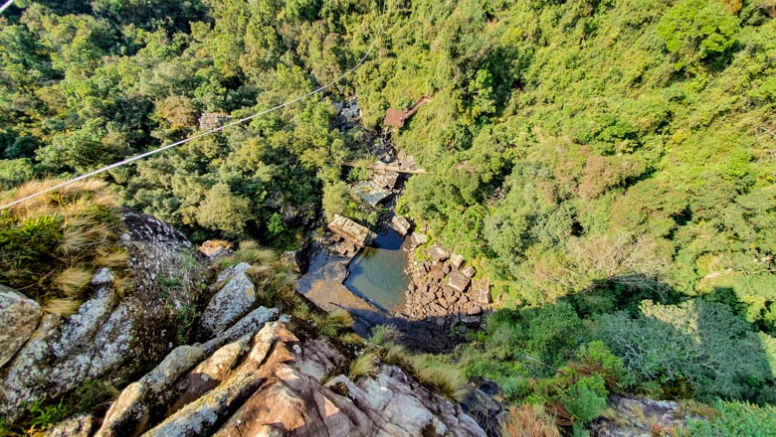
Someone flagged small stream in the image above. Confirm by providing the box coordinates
[344,227,409,311]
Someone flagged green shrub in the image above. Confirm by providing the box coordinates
[561,374,608,426]
[681,400,776,437]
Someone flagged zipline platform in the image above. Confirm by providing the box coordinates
[384,96,432,128]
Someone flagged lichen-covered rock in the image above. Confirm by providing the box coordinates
[592,395,688,437]
[391,215,412,236]
[96,345,206,437]
[447,271,471,293]
[0,289,116,419]
[202,306,278,354]
[449,254,465,270]
[45,414,96,437]
[0,286,41,369]
[200,263,256,337]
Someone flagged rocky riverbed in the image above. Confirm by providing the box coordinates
[401,236,494,333]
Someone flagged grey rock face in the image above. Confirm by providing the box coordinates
[0,286,41,369]
[0,288,117,419]
[200,263,256,337]
[91,268,115,286]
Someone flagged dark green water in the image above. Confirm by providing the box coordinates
[344,228,409,311]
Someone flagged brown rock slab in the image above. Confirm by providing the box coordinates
[327,214,376,246]
[462,265,476,278]
[467,305,482,316]
[450,254,464,270]
[429,244,450,262]
[410,232,428,247]
[447,272,471,293]
[474,280,492,305]
[390,215,412,236]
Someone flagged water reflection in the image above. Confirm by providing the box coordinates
[344,228,409,311]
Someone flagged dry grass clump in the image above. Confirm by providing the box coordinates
[376,342,416,371]
[44,298,82,317]
[234,240,278,264]
[349,352,379,380]
[415,365,470,403]
[54,268,93,298]
[0,178,126,308]
[503,404,561,437]
[94,249,129,267]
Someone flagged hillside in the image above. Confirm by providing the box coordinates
[1,0,776,435]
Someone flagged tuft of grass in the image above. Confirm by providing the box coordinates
[370,324,400,346]
[57,225,92,255]
[53,267,93,298]
[320,310,354,336]
[415,365,470,403]
[339,332,365,346]
[28,398,67,431]
[44,298,81,316]
[349,352,379,380]
[377,342,416,370]
[234,240,278,264]
[94,249,129,267]
[503,404,561,437]
[291,301,311,321]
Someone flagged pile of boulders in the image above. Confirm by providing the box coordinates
[402,237,493,330]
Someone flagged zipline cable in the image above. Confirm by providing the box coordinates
[0,0,15,15]
[0,0,386,211]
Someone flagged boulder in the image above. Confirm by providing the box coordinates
[327,214,377,246]
[467,305,482,316]
[447,272,471,293]
[449,254,464,270]
[352,181,392,207]
[410,232,428,247]
[462,265,476,279]
[46,414,96,437]
[0,286,41,369]
[429,244,450,262]
[591,396,687,437]
[390,215,412,236]
[372,171,400,191]
[200,263,256,337]
[474,280,492,305]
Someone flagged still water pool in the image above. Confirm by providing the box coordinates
[344,227,409,311]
